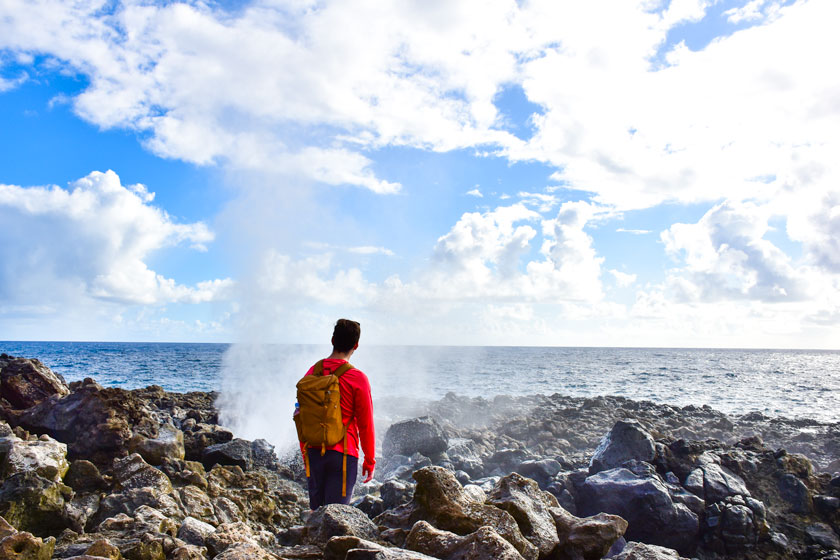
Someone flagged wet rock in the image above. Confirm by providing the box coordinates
[112,454,173,494]
[806,523,840,550]
[579,468,698,555]
[405,520,525,560]
[0,472,73,535]
[609,541,690,559]
[486,472,560,557]
[383,417,449,458]
[778,473,813,514]
[64,461,108,493]
[202,439,252,471]
[375,466,537,560]
[129,424,184,466]
[589,420,655,475]
[0,355,69,410]
[551,506,627,560]
[176,517,215,547]
[0,432,69,482]
[303,504,379,547]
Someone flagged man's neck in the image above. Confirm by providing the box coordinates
[327,350,353,361]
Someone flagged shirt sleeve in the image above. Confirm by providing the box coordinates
[353,372,376,471]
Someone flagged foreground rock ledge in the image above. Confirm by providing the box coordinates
[0,354,838,560]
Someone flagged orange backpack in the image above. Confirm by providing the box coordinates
[294,360,354,496]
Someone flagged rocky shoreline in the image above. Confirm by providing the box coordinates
[1,353,839,560]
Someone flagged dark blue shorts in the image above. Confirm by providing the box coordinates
[306,449,358,510]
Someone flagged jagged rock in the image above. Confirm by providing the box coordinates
[0,472,73,535]
[778,473,813,514]
[323,536,387,560]
[380,480,413,511]
[0,433,69,482]
[64,460,108,493]
[486,449,537,477]
[176,516,215,547]
[168,543,207,560]
[0,515,56,560]
[205,522,258,557]
[65,492,101,533]
[405,520,525,560]
[182,424,233,462]
[85,539,122,560]
[515,459,562,489]
[579,467,698,555]
[445,439,484,479]
[202,439,253,471]
[354,494,384,519]
[94,489,182,527]
[383,417,449,458]
[589,420,655,475]
[806,523,840,550]
[683,452,750,504]
[129,423,184,466]
[112,454,173,494]
[0,355,69,410]
[609,541,690,559]
[303,504,379,547]
[375,466,537,560]
[213,541,278,560]
[551,506,627,560]
[486,472,560,557]
[702,495,768,554]
[13,379,157,465]
[249,439,279,471]
[177,485,215,524]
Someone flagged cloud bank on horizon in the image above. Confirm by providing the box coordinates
[0,0,838,348]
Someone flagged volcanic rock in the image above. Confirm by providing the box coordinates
[589,420,656,475]
[486,472,560,557]
[0,355,69,410]
[303,504,379,547]
[0,432,69,482]
[405,520,525,560]
[551,506,627,560]
[383,417,448,458]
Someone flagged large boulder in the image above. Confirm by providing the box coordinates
[589,420,655,475]
[0,433,69,482]
[383,417,449,458]
[405,520,526,560]
[682,452,750,504]
[578,468,698,555]
[551,506,627,560]
[177,516,216,547]
[202,439,253,471]
[0,472,73,535]
[486,472,560,558]
[130,423,185,466]
[303,504,379,547]
[112,454,173,494]
[701,495,768,554]
[13,379,158,465]
[0,355,69,410]
[375,466,537,560]
[325,536,438,559]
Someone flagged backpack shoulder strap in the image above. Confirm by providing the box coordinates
[333,362,354,378]
[312,359,325,376]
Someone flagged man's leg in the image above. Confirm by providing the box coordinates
[306,449,327,510]
[322,450,359,506]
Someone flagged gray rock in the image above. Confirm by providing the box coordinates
[806,523,840,550]
[551,506,628,560]
[778,473,812,513]
[486,472,559,558]
[0,432,69,482]
[515,459,562,489]
[579,468,698,555]
[130,422,185,466]
[64,460,108,492]
[0,471,73,535]
[213,541,277,560]
[202,438,253,470]
[177,516,216,546]
[380,480,413,510]
[610,541,690,559]
[383,417,449,458]
[113,453,173,493]
[589,420,655,475]
[354,494,384,519]
[685,453,750,504]
[304,504,379,547]
[405,520,526,560]
[205,521,259,556]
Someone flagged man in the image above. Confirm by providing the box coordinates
[299,319,375,509]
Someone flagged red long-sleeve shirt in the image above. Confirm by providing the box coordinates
[299,359,376,471]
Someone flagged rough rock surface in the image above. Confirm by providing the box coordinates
[551,506,627,560]
[589,419,656,475]
[405,520,526,560]
[303,504,379,546]
[383,417,449,458]
[485,472,560,557]
[610,541,691,559]
[0,355,69,411]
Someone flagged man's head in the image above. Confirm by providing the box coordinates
[332,318,361,353]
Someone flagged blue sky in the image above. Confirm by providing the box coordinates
[1,0,838,348]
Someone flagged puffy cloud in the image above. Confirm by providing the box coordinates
[661,200,807,302]
[610,269,637,287]
[0,170,231,307]
[466,188,483,198]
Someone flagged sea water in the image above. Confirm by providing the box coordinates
[1,341,838,424]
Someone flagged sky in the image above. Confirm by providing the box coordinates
[0,0,838,348]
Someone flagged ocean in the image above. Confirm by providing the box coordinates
[1,341,838,424]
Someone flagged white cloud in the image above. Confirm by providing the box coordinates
[348,246,395,256]
[616,228,651,235]
[466,188,483,198]
[0,170,231,307]
[610,269,637,287]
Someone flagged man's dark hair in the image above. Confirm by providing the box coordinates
[332,319,361,353]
